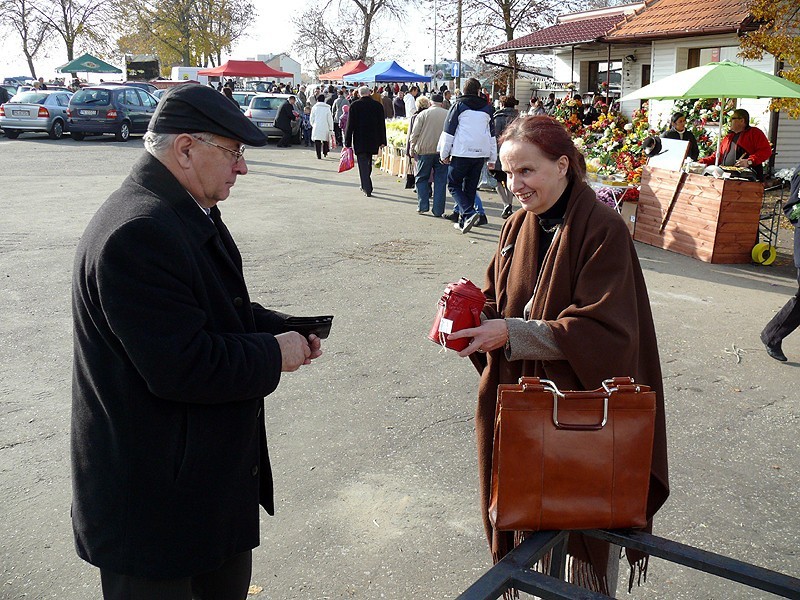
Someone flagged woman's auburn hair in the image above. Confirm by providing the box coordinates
[499,115,587,181]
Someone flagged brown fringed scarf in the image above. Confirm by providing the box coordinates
[471,180,669,594]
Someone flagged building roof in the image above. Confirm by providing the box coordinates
[605,0,755,41]
[481,5,643,56]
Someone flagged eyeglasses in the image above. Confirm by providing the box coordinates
[191,135,245,163]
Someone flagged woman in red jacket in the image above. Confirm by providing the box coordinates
[699,108,772,180]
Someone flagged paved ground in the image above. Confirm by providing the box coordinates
[0,133,797,599]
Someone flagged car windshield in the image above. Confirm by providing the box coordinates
[251,97,282,110]
[11,92,48,104]
[72,89,111,104]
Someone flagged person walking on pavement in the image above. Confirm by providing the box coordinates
[71,83,323,600]
[761,163,800,361]
[310,94,334,159]
[409,93,448,217]
[345,86,387,197]
[275,95,298,148]
[437,77,497,234]
[332,90,349,148]
[491,95,520,219]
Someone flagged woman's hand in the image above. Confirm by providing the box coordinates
[448,319,509,357]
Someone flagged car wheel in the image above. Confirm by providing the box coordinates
[6,130,20,139]
[71,132,85,141]
[115,121,130,142]
[49,120,64,140]
[292,128,301,144]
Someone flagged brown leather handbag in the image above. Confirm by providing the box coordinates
[489,376,656,532]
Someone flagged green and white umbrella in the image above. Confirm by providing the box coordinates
[620,60,800,102]
[56,53,122,74]
[620,61,800,164]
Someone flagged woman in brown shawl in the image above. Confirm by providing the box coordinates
[448,116,669,594]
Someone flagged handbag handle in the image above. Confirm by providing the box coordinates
[518,376,638,431]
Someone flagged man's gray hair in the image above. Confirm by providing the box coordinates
[358,86,371,97]
[144,131,213,159]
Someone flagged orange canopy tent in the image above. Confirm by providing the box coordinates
[198,60,292,78]
[318,60,369,80]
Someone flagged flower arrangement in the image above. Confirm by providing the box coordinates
[385,118,409,149]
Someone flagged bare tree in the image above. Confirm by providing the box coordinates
[6,0,51,78]
[292,0,410,72]
[35,0,111,63]
[431,0,582,93]
[293,5,361,72]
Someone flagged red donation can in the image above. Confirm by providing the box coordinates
[428,278,486,351]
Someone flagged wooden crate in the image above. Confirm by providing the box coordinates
[634,166,763,264]
[379,147,392,174]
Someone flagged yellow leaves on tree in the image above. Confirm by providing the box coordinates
[740,0,800,118]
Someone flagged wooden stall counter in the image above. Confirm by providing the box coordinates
[634,166,763,264]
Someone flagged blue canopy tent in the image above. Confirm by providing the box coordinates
[343,60,430,83]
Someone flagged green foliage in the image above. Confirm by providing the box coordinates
[114,0,255,70]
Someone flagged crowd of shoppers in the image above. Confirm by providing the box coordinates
[236,77,531,235]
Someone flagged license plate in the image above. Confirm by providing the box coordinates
[80,109,98,116]
[257,121,272,127]
[11,110,29,116]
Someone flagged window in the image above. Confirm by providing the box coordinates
[72,89,110,104]
[137,89,156,107]
[124,88,142,106]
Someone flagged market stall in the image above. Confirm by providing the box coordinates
[617,61,800,263]
[634,166,763,263]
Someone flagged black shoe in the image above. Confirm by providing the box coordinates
[476,214,488,226]
[444,211,460,222]
[501,205,513,219]
[765,342,788,362]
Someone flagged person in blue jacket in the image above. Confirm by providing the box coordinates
[437,77,497,234]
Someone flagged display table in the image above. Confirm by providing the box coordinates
[634,166,763,264]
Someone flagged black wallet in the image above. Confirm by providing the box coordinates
[284,315,334,339]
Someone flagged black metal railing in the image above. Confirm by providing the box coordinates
[456,529,800,600]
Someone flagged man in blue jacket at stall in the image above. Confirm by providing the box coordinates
[437,77,497,234]
[71,83,323,599]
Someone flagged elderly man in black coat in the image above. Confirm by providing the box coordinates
[71,83,323,599]
[274,95,297,147]
[344,86,387,197]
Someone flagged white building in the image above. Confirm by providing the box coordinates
[253,53,302,86]
[481,0,800,171]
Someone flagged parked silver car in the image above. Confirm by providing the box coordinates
[243,93,300,142]
[231,91,256,113]
[0,90,73,139]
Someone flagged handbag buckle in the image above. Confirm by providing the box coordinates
[544,378,609,430]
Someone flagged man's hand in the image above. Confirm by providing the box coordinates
[487,162,495,170]
[306,334,323,363]
[441,156,451,165]
[275,331,313,372]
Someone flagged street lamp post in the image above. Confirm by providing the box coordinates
[456,0,462,91]
[433,0,437,91]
